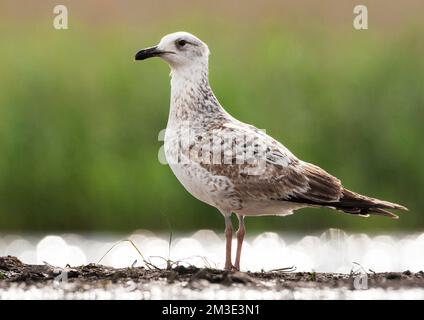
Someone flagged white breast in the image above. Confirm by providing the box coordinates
[164,127,240,212]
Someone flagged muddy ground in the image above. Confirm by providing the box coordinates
[1,255,423,299]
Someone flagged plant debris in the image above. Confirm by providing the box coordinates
[1,255,423,291]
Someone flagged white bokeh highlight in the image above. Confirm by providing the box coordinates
[0,229,423,272]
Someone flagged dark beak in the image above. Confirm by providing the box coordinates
[135,46,169,61]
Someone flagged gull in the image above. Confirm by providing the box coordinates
[135,32,408,271]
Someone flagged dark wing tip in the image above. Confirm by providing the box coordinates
[370,208,399,219]
[395,204,409,211]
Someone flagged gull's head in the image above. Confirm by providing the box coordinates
[135,32,210,70]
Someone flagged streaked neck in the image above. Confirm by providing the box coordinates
[170,62,209,97]
[169,63,226,123]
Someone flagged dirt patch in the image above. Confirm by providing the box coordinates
[1,255,423,291]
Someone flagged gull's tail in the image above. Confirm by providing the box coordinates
[332,188,408,219]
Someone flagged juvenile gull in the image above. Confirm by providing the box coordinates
[135,32,408,270]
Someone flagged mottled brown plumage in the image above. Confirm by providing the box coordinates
[136,31,408,270]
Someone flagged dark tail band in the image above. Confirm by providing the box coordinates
[286,188,408,219]
[333,189,408,219]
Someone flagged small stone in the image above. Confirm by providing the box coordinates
[0,256,24,271]
[402,270,412,276]
[386,272,401,280]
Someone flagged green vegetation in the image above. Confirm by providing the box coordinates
[0,15,423,232]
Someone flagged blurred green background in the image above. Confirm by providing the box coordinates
[0,0,423,232]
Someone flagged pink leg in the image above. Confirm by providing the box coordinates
[234,214,245,271]
[224,215,234,270]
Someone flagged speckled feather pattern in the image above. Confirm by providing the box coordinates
[159,33,407,219]
[164,62,342,216]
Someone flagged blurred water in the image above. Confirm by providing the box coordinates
[1,229,424,273]
[1,282,424,300]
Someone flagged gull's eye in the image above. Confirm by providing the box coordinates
[177,39,187,47]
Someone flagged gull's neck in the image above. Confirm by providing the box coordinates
[168,62,228,126]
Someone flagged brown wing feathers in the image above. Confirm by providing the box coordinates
[286,163,408,219]
[294,163,342,202]
[335,189,408,219]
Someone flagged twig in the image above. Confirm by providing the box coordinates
[351,261,369,276]
[97,239,160,270]
[268,266,297,272]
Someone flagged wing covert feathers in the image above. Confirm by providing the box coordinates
[189,121,408,218]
